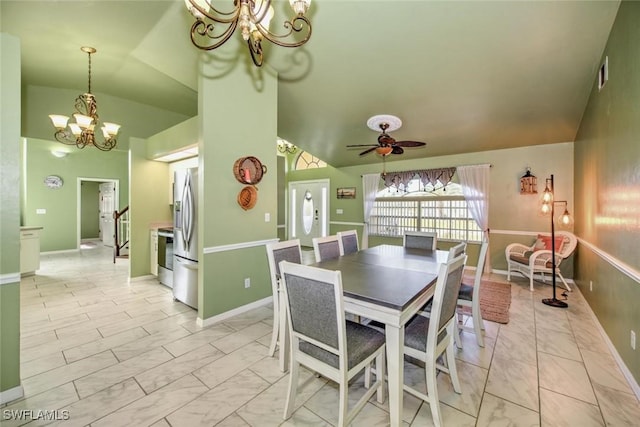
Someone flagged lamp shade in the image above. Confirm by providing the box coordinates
[49,114,70,129]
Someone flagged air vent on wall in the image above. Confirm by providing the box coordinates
[598,56,608,91]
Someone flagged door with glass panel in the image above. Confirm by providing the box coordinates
[288,179,330,248]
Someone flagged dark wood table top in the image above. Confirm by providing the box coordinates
[312,245,445,311]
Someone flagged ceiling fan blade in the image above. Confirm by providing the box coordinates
[359,146,378,156]
[393,140,426,147]
[391,146,404,155]
[347,144,379,148]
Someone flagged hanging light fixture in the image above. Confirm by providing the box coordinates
[277,138,297,154]
[184,0,312,67]
[49,47,120,151]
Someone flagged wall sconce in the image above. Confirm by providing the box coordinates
[51,150,69,158]
[540,174,573,308]
[520,167,537,194]
[277,139,297,154]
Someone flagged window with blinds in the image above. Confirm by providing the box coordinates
[369,182,483,242]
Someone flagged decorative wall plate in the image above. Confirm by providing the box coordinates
[44,175,64,189]
[237,186,258,210]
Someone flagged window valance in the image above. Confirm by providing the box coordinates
[381,167,456,189]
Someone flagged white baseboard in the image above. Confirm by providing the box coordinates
[197,296,272,328]
[0,384,23,405]
[0,273,20,286]
[128,275,156,282]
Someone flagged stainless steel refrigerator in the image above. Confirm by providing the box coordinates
[173,167,198,309]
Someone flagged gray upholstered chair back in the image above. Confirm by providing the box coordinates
[281,268,340,350]
[338,230,359,255]
[437,256,466,332]
[272,244,302,278]
[313,236,342,262]
[447,242,467,261]
[403,231,437,250]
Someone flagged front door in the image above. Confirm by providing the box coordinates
[288,179,330,247]
[99,182,116,247]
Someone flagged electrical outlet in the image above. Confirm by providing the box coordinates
[244,278,251,289]
[590,280,593,292]
[631,330,636,350]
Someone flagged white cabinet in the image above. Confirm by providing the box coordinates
[150,229,158,276]
[20,227,42,276]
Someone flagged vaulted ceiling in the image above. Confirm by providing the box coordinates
[1,0,620,168]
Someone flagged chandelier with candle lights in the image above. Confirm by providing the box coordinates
[49,47,120,151]
[184,0,312,67]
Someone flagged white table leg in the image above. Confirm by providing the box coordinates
[385,324,404,427]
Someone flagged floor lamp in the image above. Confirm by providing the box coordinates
[540,174,573,308]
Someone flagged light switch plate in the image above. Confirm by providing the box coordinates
[264,213,270,222]
[336,209,344,214]
[36,209,46,215]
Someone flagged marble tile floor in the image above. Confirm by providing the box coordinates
[3,243,640,426]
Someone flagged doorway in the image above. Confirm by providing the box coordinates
[288,179,330,247]
[77,178,119,249]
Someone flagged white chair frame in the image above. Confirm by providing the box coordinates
[457,240,489,347]
[404,254,465,427]
[505,231,577,292]
[312,235,342,262]
[279,261,386,427]
[265,239,302,360]
[403,231,437,250]
[337,229,359,255]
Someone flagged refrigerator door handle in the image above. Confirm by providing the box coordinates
[175,257,198,270]
[181,174,191,251]
[184,175,194,250]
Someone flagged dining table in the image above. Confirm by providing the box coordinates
[279,244,449,427]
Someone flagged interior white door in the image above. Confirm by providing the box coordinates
[288,179,330,247]
[99,182,116,247]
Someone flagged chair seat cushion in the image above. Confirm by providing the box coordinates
[509,252,553,268]
[458,283,473,301]
[404,314,446,353]
[299,320,385,369]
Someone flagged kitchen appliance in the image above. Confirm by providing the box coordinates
[157,227,174,288]
[173,167,198,309]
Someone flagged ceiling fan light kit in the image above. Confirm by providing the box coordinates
[347,114,427,157]
[185,0,312,67]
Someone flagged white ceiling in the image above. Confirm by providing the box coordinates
[1,0,620,168]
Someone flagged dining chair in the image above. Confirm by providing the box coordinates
[265,239,302,358]
[457,240,489,347]
[279,261,386,427]
[447,241,467,261]
[312,235,342,262]
[420,243,467,348]
[403,230,437,250]
[337,229,359,255]
[403,253,466,427]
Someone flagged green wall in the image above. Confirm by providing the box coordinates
[80,181,100,239]
[287,142,575,273]
[573,0,640,383]
[22,138,129,252]
[129,137,172,278]
[0,32,22,400]
[198,57,278,321]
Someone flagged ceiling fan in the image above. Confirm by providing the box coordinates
[347,114,427,156]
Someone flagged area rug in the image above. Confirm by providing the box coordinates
[461,276,512,324]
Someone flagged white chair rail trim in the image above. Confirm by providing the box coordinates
[578,237,640,284]
[0,272,20,286]
[204,238,279,254]
[329,221,366,226]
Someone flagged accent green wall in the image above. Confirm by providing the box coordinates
[0,32,22,400]
[22,138,128,252]
[573,0,640,383]
[129,137,172,278]
[198,58,278,320]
